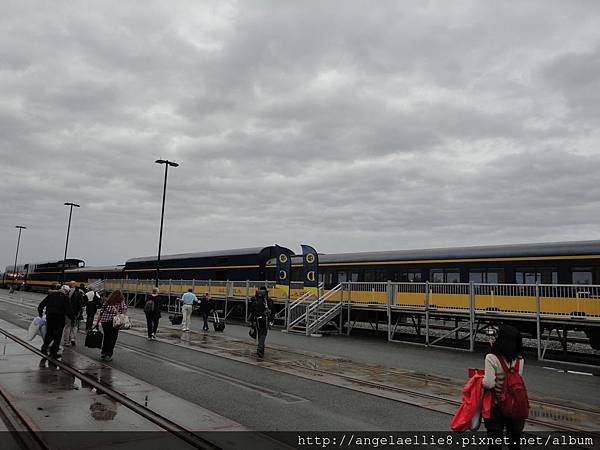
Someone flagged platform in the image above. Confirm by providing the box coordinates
[1,290,599,449]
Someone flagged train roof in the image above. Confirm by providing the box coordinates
[65,265,124,273]
[317,240,600,264]
[266,240,600,266]
[4,258,84,271]
[126,247,271,264]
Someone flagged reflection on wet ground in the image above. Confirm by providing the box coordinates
[0,318,247,434]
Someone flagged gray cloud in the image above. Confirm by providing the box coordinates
[1,1,600,268]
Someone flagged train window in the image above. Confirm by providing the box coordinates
[572,269,592,285]
[375,269,387,282]
[431,269,459,283]
[431,270,444,283]
[323,272,334,285]
[469,271,483,283]
[446,271,460,283]
[350,272,359,282]
[364,270,376,282]
[516,268,557,284]
[409,271,422,282]
[337,272,347,283]
[469,269,504,283]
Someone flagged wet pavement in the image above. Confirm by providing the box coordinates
[0,318,248,434]
[120,319,600,433]
[2,291,600,436]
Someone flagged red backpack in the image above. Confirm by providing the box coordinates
[496,356,529,420]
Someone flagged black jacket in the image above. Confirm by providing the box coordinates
[144,294,161,318]
[249,293,273,326]
[199,295,213,313]
[38,291,74,320]
[70,288,85,317]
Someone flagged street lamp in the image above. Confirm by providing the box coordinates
[62,202,80,283]
[155,159,179,287]
[12,226,26,288]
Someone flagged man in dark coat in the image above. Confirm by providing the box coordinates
[249,287,273,358]
[63,281,84,347]
[85,288,102,331]
[38,285,74,358]
[199,292,212,331]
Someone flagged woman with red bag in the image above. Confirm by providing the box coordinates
[482,325,527,450]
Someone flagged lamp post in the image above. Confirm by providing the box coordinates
[12,226,26,288]
[155,159,179,287]
[62,202,80,283]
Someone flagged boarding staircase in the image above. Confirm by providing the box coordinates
[286,283,344,336]
[88,279,105,293]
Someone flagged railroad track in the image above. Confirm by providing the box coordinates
[123,325,600,437]
[0,382,48,450]
[0,327,222,450]
[3,294,600,428]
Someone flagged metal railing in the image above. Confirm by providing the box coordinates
[286,290,315,331]
[96,278,600,319]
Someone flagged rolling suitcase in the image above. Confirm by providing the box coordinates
[213,311,225,332]
[169,313,183,325]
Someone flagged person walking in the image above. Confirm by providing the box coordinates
[144,288,161,340]
[84,288,102,331]
[97,290,128,362]
[180,288,197,332]
[199,292,212,331]
[482,325,527,450]
[38,285,73,359]
[63,281,84,347]
[249,287,273,358]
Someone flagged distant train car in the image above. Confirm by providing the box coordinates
[123,246,277,281]
[64,265,125,285]
[2,259,85,291]
[274,240,600,288]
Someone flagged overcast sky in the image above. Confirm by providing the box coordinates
[1,1,600,268]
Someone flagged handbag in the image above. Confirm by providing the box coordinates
[85,327,103,348]
[113,313,132,330]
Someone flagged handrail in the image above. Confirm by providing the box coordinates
[307,301,344,335]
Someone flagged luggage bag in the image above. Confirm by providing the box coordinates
[85,328,103,349]
[169,313,183,325]
[213,311,225,332]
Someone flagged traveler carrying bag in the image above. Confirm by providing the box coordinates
[169,313,183,325]
[495,356,529,420]
[85,327,103,349]
[144,299,155,313]
[113,313,132,330]
[213,311,225,332]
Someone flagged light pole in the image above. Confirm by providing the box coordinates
[12,226,26,288]
[62,202,80,283]
[155,159,179,287]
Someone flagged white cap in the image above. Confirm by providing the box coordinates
[59,285,70,294]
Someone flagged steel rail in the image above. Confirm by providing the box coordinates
[0,384,48,450]
[144,330,600,437]
[0,327,221,450]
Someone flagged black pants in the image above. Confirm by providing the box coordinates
[484,405,525,450]
[86,308,97,331]
[145,312,160,338]
[101,321,119,357]
[42,315,65,356]
[256,318,268,356]
[202,311,209,330]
